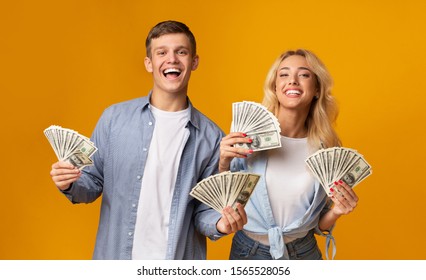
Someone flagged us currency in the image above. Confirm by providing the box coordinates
[190,172,261,213]
[65,151,94,170]
[44,125,97,170]
[70,138,98,158]
[337,157,372,188]
[231,101,282,152]
[236,130,281,152]
[231,173,260,209]
[305,147,372,197]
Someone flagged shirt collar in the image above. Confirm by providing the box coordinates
[141,91,200,130]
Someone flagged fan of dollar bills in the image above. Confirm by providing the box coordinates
[305,147,372,197]
[190,171,261,213]
[43,125,97,170]
[231,101,281,152]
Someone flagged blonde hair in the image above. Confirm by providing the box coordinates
[262,49,341,149]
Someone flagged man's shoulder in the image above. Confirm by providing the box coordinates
[107,96,147,110]
[102,96,148,115]
[191,106,223,133]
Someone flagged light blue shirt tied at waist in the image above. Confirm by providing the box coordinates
[61,92,225,259]
[231,153,336,260]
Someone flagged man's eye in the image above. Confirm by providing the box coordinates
[177,50,188,55]
[157,51,166,56]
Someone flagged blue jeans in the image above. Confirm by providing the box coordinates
[229,230,323,260]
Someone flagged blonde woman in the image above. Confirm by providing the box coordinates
[219,49,358,260]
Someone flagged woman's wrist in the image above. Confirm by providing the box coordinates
[218,161,230,173]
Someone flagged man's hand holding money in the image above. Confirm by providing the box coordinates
[50,161,81,191]
[216,203,248,234]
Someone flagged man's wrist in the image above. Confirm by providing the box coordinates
[58,184,72,192]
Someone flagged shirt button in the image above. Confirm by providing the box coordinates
[137,175,141,180]
[128,232,133,236]
[132,204,136,208]
[148,121,153,126]
[143,148,147,152]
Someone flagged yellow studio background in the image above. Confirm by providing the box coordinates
[1,0,425,260]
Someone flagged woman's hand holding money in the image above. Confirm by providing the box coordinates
[318,180,359,231]
[329,180,359,216]
[219,132,253,172]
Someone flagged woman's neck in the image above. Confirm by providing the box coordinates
[277,109,309,138]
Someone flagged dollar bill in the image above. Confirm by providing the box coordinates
[236,130,281,152]
[338,157,371,187]
[305,147,372,197]
[44,125,97,170]
[231,101,282,152]
[190,172,261,213]
[64,151,94,170]
[73,138,98,158]
[231,173,260,208]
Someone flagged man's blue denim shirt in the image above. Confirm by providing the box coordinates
[63,93,225,259]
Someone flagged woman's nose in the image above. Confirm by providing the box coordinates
[288,77,299,85]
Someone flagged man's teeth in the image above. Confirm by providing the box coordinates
[164,68,181,74]
[286,90,301,95]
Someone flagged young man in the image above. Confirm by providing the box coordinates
[50,20,246,260]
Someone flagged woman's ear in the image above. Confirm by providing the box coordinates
[315,87,320,99]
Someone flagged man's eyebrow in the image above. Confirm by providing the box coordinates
[153,45,189,50]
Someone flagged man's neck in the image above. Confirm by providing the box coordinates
[150,90,188,111]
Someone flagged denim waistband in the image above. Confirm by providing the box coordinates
[243,230,308,244]
[240,229,316,257]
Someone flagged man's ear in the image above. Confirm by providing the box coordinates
[191,55,199,71]
[144,57,153,73]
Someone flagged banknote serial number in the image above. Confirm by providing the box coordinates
[230,266,290,276]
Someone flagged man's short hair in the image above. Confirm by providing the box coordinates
[145,20,196,58]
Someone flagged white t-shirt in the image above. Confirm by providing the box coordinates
[265,136,315,242]
[132,105,190,259]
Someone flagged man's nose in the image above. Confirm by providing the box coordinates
[167,52,178,63]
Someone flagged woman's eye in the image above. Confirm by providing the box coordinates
[279,73,289,77]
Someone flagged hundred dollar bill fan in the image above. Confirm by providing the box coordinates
[43,125,98,170]
[190,171,261,213]
[305,147,372,197]
[231,101,281,152]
